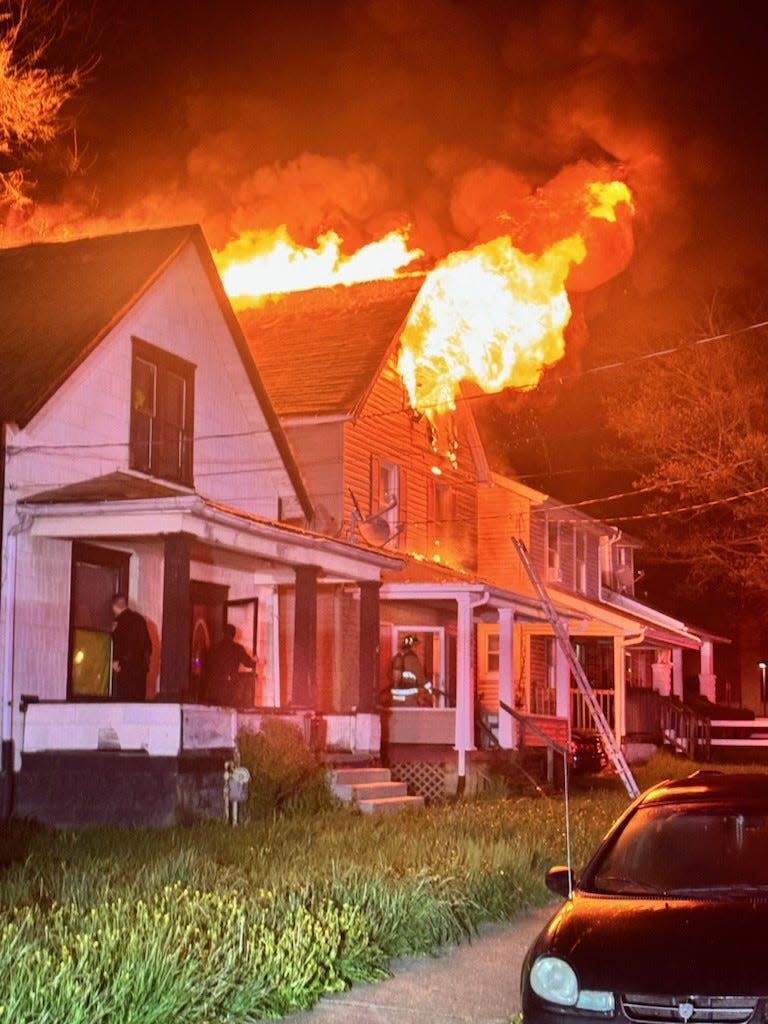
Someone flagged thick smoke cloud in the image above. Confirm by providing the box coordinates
[4,0,766,311]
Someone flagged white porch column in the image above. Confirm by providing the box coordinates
[671,647,684,699]
[613,639,626,742]
[554,633,571,719]
[698,640,716,702]
[497,608,517,749]
[454,594,476,774]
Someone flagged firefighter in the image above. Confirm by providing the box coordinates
[389,635,433,706]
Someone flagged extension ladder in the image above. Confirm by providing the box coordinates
[512,537,640,799]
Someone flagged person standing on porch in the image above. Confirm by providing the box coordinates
[389,634,433,706]
[206,623,256,705]
[111,594,152,701]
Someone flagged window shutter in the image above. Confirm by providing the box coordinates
[398,467,408,548]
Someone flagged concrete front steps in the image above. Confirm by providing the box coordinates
[330,767,424,814]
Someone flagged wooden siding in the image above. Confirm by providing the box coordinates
[476,483,534,595]
[284,421,345,534]
[343,366,478,570]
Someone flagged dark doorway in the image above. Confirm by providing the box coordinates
[190,580,228,702]
[69,543,130,699]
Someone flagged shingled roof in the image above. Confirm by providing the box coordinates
[237,275,424,419]
[0,226,202,424]
[0,224,313,517]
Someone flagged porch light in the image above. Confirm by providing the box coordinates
[430,466,442,476]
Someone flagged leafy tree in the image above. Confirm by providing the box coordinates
[0,0,82,209]
[603,295,768,596]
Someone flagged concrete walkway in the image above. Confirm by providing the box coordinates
[287,904,555,1024]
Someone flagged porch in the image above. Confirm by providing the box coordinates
[3,476,400,825]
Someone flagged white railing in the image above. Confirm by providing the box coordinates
[571,688,615,732]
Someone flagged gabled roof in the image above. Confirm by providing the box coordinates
[0,225,312,518]
[0,226,194,425]
[238,275,424,419]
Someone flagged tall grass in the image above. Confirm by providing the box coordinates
[0,752,760,1022]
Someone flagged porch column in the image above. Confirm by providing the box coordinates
[455,594,476,770]
[698,640,716,702]
[672,647,684,700]
[291,565,318,707]
[498,608,517,749]
[357,581,381,713]
[554,633,571,719]
[159,533,191,698]
[613,638,626,742]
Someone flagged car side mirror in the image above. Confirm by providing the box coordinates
[545,865,574,897]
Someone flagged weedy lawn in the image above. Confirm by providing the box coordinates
[0,752,754,1022]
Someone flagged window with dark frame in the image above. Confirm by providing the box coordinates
[130,338,195,485]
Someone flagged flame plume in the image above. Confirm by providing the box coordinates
[397,180,634,418]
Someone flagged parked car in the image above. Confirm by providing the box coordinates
[569,729,608,774]
[521,772,768,1023]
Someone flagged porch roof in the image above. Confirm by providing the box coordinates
[380,555,555,623]
[548,584,704,651]
[20,474,402,581]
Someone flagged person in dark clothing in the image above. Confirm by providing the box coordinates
[206,624,256,705]
[111,594,152,701]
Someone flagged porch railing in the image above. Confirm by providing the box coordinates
[571,687,614,732]
[624,688,711,760]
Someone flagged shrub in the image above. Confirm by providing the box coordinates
[236,718,337,819]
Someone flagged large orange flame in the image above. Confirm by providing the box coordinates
[397,179,634,418]
[213,224,423,308]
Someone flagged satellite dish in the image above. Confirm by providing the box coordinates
[348,489,401,547]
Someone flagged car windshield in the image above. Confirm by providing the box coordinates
[588,803,768,897]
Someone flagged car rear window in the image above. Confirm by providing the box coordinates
[586,803,768,896]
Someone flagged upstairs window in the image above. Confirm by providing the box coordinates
[130,338,195,485]
[575,531,588,593]
[547,520,561,582]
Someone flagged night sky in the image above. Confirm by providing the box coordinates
[13,0,768,515]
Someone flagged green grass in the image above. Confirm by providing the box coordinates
[0,751,762,1022]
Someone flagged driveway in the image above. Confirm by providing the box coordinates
[287,903,555,1024]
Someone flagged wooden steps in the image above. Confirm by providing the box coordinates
[330,767,424,814]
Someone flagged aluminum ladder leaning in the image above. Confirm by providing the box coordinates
[511,536,640,799]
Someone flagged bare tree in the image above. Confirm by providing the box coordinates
[604,295,768,595]
[0,0,82,208]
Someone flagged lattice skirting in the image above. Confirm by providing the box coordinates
[390,761,447,802]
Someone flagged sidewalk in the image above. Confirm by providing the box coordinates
[287,904,554,1024]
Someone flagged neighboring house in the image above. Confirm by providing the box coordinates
[242,280,566,795]
[477,473,726,752]
[0,226,400,827]
[242,279,729,793]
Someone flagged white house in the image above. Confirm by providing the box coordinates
[0,226,399,826]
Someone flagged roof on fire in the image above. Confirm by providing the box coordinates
[0,224,313,518]
[237,274,425,419]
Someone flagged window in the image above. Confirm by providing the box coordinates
[575,532,587,593]
[368,457,405,548]
[547,520,561,581]
[69,543,130,698]
[130,338,195,485]
[485,632,500,674]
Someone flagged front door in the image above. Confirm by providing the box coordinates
[69,543,130,698]
[189,581,228,701]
